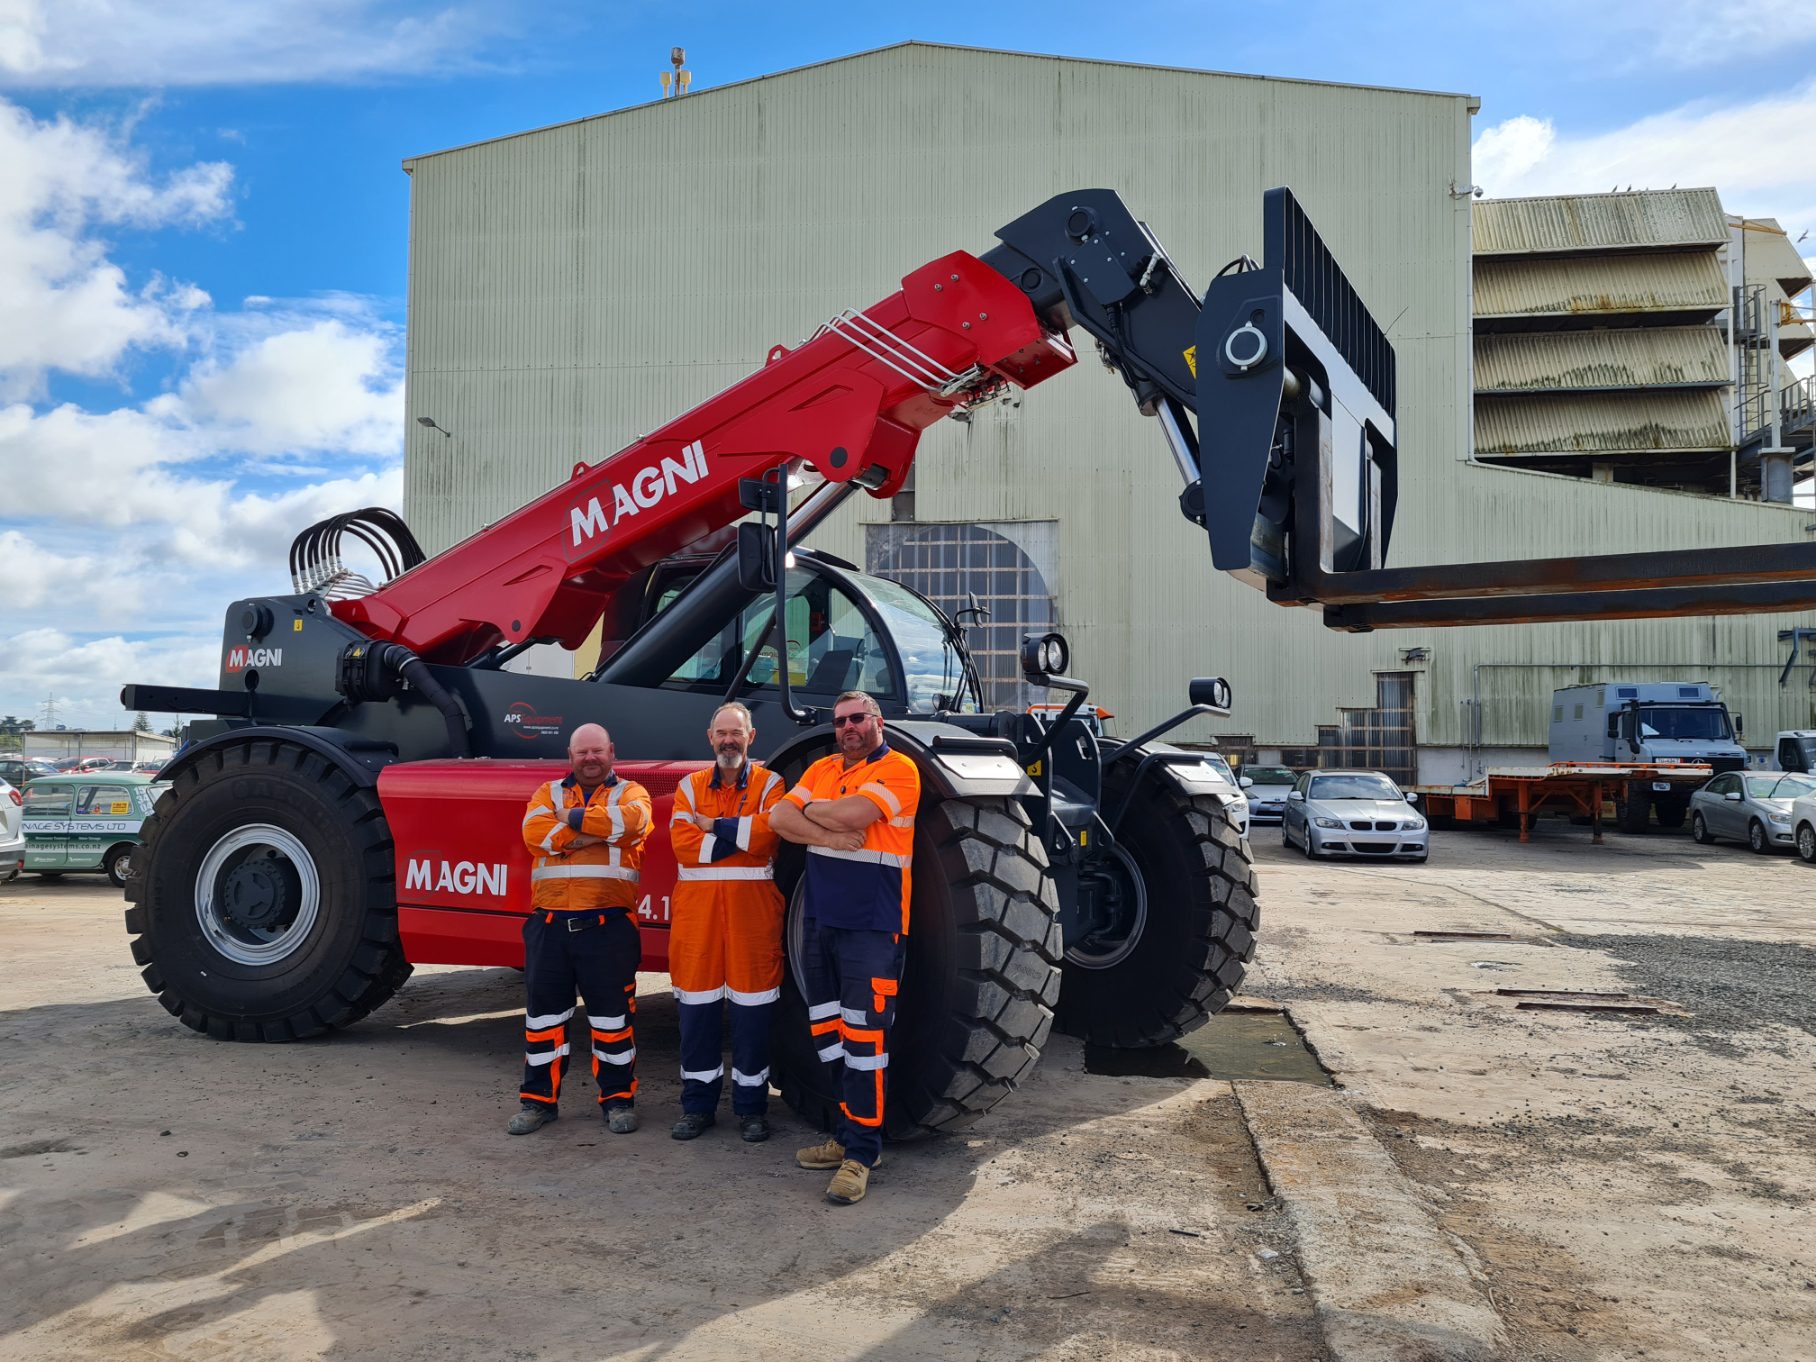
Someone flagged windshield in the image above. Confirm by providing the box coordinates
[1637,705,1731,742]
[1243,766,1297,785]
[849,572,977,715]
[1309,774,1402,801]
[1764,774,1816,800]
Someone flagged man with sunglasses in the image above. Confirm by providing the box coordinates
[768,690,921,1205]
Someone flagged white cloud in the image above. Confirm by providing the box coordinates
[0,0,508,88]
[1634,0,1816,69]
[0,97,232,398]
[0,94,405,728]
[1473,82,1816,233]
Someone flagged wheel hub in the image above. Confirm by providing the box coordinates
[1067,843,1149,970]
[194,824,321,966]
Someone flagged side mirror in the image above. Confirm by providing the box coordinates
[1239,775,1254,788]
[736,522,775,591]
[1732,713,1744,738]
[1404,791,1419,803]
[1287,790,1305,802]
[1724,791,1743,801]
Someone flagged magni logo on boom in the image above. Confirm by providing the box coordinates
[569,440,709,547]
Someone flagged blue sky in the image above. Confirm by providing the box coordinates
[2,0,1814,729]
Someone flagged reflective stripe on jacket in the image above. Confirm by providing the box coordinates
[668,762,787,998]
[522,772,652,912]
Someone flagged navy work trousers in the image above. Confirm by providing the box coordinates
[801,918,905,1167]
[519,909,639,1111]
[678,996,774,1116]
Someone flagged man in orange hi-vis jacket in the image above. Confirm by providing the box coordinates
[510,722,652,1137]
[768,690,920,1206]
[667,702,827,1145]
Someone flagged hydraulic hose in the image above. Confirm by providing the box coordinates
[382,643,471,759]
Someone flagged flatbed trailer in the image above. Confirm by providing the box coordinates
[1414,763,1714,844]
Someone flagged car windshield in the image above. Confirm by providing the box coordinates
[1765,774,1816,800]
[1243,766,1297,785]
[1309,774,1401,801]
[1637,705,1731,741]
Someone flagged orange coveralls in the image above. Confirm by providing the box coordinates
[667,761,786,1116]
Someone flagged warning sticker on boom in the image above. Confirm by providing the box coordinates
[1182,345,1198,378]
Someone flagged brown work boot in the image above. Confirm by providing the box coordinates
[796,1137,881,1171]
[825,1159,870,1205]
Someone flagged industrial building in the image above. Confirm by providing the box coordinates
[401,42,1816,783]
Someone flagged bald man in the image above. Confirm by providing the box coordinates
[512,723,653,1136]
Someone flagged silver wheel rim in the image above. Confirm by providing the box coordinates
[1751,824,1765,851]
[1801,826,1816,860]
[1067,842,1149,970]
[194,824,321,966]
[1694,816,1706,841]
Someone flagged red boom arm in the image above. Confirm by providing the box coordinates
[334,252,1077,664]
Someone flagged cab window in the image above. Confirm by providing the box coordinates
[23,786,72,819]
[663,572,899,702]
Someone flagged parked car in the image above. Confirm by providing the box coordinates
[0,757,56,789]
[131,759,167,774]
[1198,751,1251,840]
[0,778,23,883]
[1690,770,1816,853]
[1239,764,1299,824]
[1282,769,1428,862]
[21,772,170,887]
[1789,790,1816,863]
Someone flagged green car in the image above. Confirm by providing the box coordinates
[21,772,170,888]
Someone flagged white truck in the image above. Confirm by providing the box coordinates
[1773,730,1816,773]
[1549,683,1748,831]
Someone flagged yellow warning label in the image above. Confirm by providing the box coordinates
[1183,344,1198,378]
[1025,760,1044,779]
[110,801,129,815]
[293,618,303,632]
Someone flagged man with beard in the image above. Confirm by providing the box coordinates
[668,703,843,1143]
[511,722,652,1136]
[768,690,921,1204]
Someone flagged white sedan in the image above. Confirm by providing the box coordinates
[0,778,22,882]
[1788,789,1816,864]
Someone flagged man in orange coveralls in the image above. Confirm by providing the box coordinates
[510,722,652,1137]
[667,702,853,1143]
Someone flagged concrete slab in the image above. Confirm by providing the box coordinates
[1237,1080,1507,1362]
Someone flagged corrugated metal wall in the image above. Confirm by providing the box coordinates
[1473,189,1727,256]
[402,43,1816,754]
[1472,253,1728,319]
[1474,328,1728,392]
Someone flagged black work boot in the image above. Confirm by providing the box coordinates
[606,1105,639,1135]
[670,1111,716,1141]
[738,1114,771,1143]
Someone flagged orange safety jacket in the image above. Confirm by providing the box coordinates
[521,771,652,912]
[668,761,786,1002]
[782,742,921,935]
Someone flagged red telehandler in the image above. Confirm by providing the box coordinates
[123,188,1816,1137]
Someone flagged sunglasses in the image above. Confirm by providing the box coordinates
[832,713,874,728]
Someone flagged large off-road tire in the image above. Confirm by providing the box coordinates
[1055,775,1259,1049]
[123,740,411,1041]
[772,794,1062,1140]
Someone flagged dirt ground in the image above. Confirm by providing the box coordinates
[6,818,1812,1361]
[1249,820,1816,1362]
[0,876,1322,1362]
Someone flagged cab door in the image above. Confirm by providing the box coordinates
[21,783,73,869]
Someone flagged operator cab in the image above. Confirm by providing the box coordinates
[604,548,984,718]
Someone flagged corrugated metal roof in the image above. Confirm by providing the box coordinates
[1473,251,1728,319]
[1474,390,1730,455]
[1739,217,1815,297]
[1473,189,1727,256]
[1473,327,1728,393]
